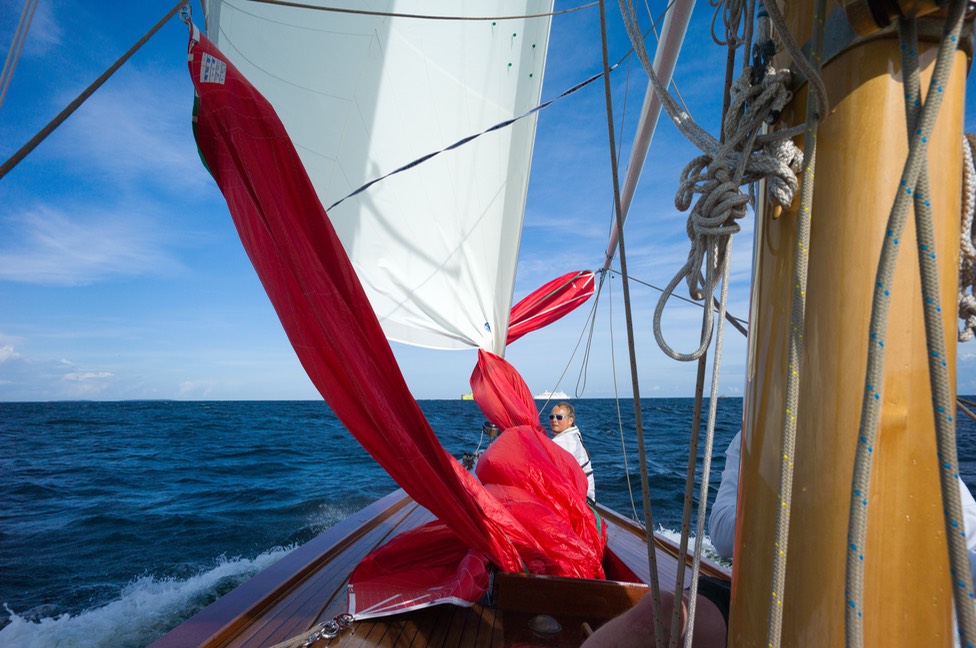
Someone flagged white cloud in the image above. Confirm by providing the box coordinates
[54,68,210,194]
[0,205,182,285]
[179,380,214,397]
[0,342,125,399]
[26,2,61,55]
[63,371,113,381]
[1,1,62,59]
[0,345,19,363]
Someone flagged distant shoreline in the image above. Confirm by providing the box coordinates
[7,395,976,405]
[0,395,755,404]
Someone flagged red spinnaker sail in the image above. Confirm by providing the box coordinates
[507,270,595,344]
[187,32,604,618]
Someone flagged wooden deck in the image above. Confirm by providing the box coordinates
[151,490,729,648]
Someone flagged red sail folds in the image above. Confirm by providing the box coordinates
[187,32,604,618]
[469,349,539,431]
[507,270,595,344]
[469,349,605,577]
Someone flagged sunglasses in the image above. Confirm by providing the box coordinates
[548,414,568,421]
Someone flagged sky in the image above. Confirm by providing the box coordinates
[0,1,974,402]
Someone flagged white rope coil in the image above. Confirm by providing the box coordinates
[657,60,801,361]
[959,133,976,342]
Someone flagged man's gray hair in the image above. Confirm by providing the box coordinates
[553,402,574,417]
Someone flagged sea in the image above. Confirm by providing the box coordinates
[2,397,976,647]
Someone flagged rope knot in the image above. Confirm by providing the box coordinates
[764,137,803,207]
[672,64,799,302]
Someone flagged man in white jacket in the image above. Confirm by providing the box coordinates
[708,430,976,584]
[548,402,596,501]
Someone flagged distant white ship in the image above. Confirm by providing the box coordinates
[533,390,570,400]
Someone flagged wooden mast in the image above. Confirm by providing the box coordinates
[732,2,970,646]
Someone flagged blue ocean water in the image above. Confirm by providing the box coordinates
[1,397,974,647]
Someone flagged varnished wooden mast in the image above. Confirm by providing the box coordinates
[731,2,969,646]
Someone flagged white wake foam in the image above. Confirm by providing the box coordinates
[0,546,292,648]
[655,526,732,569]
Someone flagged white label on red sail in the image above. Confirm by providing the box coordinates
[205,1,553,354]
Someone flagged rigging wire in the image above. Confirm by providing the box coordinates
[959,399,976,424]
[0,0,189,181]
[323,5,670,214]
[680,235,735,648]
[325,66,614,212]
[235,0,598,22]
[534,272,606,413]
[567,13,647,518]
[576,21,636,399]
[0,0,38,110]
[671,334,712,648]
[597,1,665,646]
[670,2,751,642]
[608,269,749,336]
[639,0,695,114]
[603,272,645,522]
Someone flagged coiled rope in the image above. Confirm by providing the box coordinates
[845,4,976,647]
[617,0,804,362]
[960,133,976,342]
[614,1,829,644]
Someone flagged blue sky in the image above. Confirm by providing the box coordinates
[0,1,974,401]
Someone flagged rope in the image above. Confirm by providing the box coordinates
[0,0,38,110]
[682,240,734,648]
[598,273,645,522]
[845,4,974,646]
[760,0,828,120]
[0,1,189,181]
[661,4,755,644]
[598,2,664,645]
[762,0,825,642]
[614,0,807,362]
[603,274,644,522]
[236,0,598,21]
[960,400,976,424]
[267,613,353,648]
[960,133,976,341]
[708,0,748,48]
[536,269,607,410]
[609,269,749,337]
[670,327,711,648]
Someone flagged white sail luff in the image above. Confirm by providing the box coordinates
[204,1,553,354]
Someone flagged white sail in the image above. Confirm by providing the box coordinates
[203,1,553,354]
